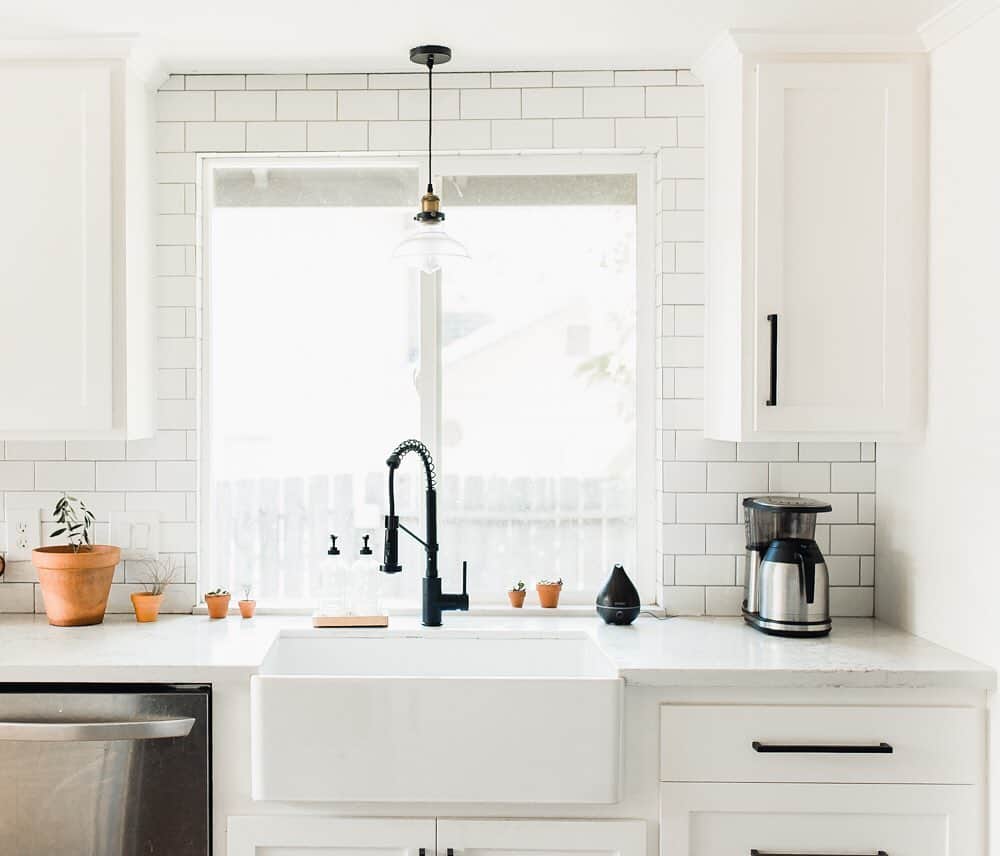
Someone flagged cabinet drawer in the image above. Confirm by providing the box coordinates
[660,783,979,855]
[660,704,981,784]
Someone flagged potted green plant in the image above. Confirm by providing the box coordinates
[32,494,120,626]
[130,557,178,623]
[536,578,563,608]
[238,583,256,619]
[204,587,231,619]
[508,580,527,608]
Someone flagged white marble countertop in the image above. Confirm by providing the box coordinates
[0,612,991,689]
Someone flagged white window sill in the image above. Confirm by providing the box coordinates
[191,603,665,618]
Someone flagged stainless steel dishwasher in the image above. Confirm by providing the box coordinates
[0,683,211,855]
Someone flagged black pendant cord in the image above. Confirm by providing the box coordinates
[426,56,434,195]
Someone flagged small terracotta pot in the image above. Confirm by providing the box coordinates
[205,593,231,619]
[32,545,121,627]
[508,589,526,608]
[536,582,563,609]
[130,592,164,623]
[238,599,256,619]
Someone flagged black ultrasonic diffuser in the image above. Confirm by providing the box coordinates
[596,564,640,625]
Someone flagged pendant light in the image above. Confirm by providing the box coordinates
[392,45,470,274]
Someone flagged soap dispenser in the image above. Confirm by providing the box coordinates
[319,535,349,616]
[351,534,381,617]
[595,563,640,625]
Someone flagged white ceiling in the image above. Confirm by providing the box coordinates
[0,0,951,73]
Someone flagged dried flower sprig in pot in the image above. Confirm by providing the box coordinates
[130,556,179,623]
[238,583,256,619]
[32,494,121,626]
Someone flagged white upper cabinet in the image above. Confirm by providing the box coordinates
[0,47,157,439]
[697,35,927,442]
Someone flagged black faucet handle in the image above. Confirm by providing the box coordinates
[462,560,467,596]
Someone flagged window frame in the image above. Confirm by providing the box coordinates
[199,151,657,606]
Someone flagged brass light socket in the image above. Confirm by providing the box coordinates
[420,192,441,215]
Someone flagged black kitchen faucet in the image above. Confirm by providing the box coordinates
[380,439,469,626]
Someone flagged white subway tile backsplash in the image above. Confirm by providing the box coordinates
[677,116,704,147]
[158,91,215,121]
[615,70,677,86]
[185,122,246,152]
[307,73,367,90]
[127,431,189,462]
[674,432,736,462]
[491,119,552,149]
[858,493,876,524]
[663,462,707,492]
[675,179,704,210]
[307,121,368,151]
[768,462,831,493]
[584,87,644,117]
[247,74,307,90]
[34,461,94,491]
[492,71,552,88]
[5,441,64,461]
[185,74,244,90]
[0,462,35,490]
[829,586,874,617]
[66,440,125,461]
[662,524,705,555]
[826,555,860,586]
[398,89,459,120]
[705,523,745,554]
[705,585,743,616]
[736,442,798,462]
[554,71,614,87]
[0,584,36,613]
[553,118,614,148]
[126,491,189,521]
[276,90,338,120]
[615,117,677,148]
[663,585,705,616]
[460,89,521,119]
[675,555,734,585]
[831,462,876,493]
[338,90,397,120]
[799,442,861,462]
[830,525,875,556]
[522,88,583,118]
[216,91,276,121]
[156,122,185,152]
[157,400,197,430]
[97,462,156,492]
[646,86,704,116]
[157,153,197,183]
[707,462,768,493]
[157,462,197,491]
[246,122,307,151]
[676,493,736,523]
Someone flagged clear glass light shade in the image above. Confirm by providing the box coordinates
[392,222,470,274]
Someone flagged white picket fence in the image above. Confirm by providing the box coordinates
[212,472,634,603]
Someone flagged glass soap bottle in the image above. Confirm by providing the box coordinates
[351,534,381,616]
[320,534,349,616]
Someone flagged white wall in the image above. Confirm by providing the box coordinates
[876,6,1000,849]
[0,68,877,615]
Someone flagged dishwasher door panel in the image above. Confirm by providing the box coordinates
[0,685,210,856]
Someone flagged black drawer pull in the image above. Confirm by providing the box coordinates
[765,313,778,406]
[751,851,887,856]
[752,741,893,754]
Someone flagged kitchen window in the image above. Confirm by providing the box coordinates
[202,153,655,607]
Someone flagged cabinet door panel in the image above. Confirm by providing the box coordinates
[661,783,979,855]
[754,62,919,435]
[437,819,645,856]
[227,816,436,856]
[0,64,113,431]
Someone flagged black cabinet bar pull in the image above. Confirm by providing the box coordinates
[765,313,778,406]
[751,851,887,856]
[752,741,893,754]
[418,850,425,856]
[447,850,454,856]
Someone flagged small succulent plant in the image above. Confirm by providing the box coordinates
[537,578,563,586]
[50,494,95,553]
[510,580,526,592]
[204,587,229,598]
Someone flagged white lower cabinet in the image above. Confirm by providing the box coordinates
[660,782,979,855]
[228,817,645,856]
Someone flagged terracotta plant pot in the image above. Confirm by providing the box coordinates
[205,593,231,619]
[32,545,121,627]
[238,599,256,619]
[536,582,563,609]
[508,589,526,608]
[130,592,164,623]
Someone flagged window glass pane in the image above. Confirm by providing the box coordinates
[209,165,425,604]
[438,173,638,600]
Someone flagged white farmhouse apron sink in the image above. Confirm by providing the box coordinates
[250,630,623,803]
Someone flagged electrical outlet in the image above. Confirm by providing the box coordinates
[5,508,41,562]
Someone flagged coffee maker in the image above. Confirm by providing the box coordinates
[742,496,833,638]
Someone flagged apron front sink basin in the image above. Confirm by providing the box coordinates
[250,630,623,803]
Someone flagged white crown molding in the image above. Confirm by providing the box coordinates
[919,0,1000,49]
[0,36,167,88]
[722,29,925,55]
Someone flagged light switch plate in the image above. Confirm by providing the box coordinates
[5,508,41,561]
[109,511,160,560]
